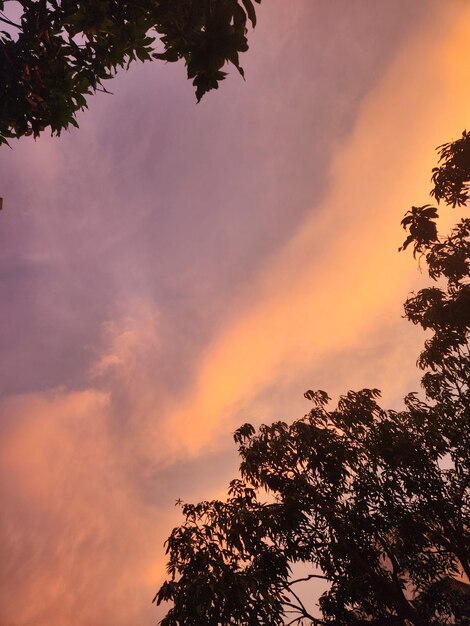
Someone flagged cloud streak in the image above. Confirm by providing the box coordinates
[158,1,470,458]
[1,2,468,625]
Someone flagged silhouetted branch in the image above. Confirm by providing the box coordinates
[289,573,328,585]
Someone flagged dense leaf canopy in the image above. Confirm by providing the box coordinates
[0,0,260,144]
[155,134,470,626]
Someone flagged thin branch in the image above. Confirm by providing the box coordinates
[0,13,21,28]
[289,573,328,585]
[95,86,114,95]
[283,601,325,625]
[285,588,322,624]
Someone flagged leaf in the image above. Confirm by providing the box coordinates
[242,0,257,27]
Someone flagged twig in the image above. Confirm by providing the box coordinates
[290,573,328,585]
[0,12,21,28]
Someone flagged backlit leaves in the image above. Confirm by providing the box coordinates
[0,0,261,143]
[431,130,470,207]
[399,205,439,256]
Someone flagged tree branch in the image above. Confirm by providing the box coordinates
[289,573,328,585]
[0,13,21,28]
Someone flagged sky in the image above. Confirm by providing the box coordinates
[0,1,469,624]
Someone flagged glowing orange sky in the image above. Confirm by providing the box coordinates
[0,2,469,624]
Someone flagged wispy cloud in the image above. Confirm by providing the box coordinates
[0,2,468,625]
[158,2,470,458]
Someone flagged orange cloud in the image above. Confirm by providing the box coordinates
[0,387,169,626]
[158,2,470,458]
[1,5,469,626]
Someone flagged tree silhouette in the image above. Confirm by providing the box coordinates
[0,0,260,144]
[155,133,470,625]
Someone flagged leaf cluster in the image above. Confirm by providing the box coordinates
[431,131,470,207]
[401,135,470,423]
[0,0,261,144]
[157,388,468,625]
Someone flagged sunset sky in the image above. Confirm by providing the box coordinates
[1,1,469,624]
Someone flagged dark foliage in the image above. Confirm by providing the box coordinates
[0,0,260,144]
[431,131,470,207]
[155,138,469,625]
